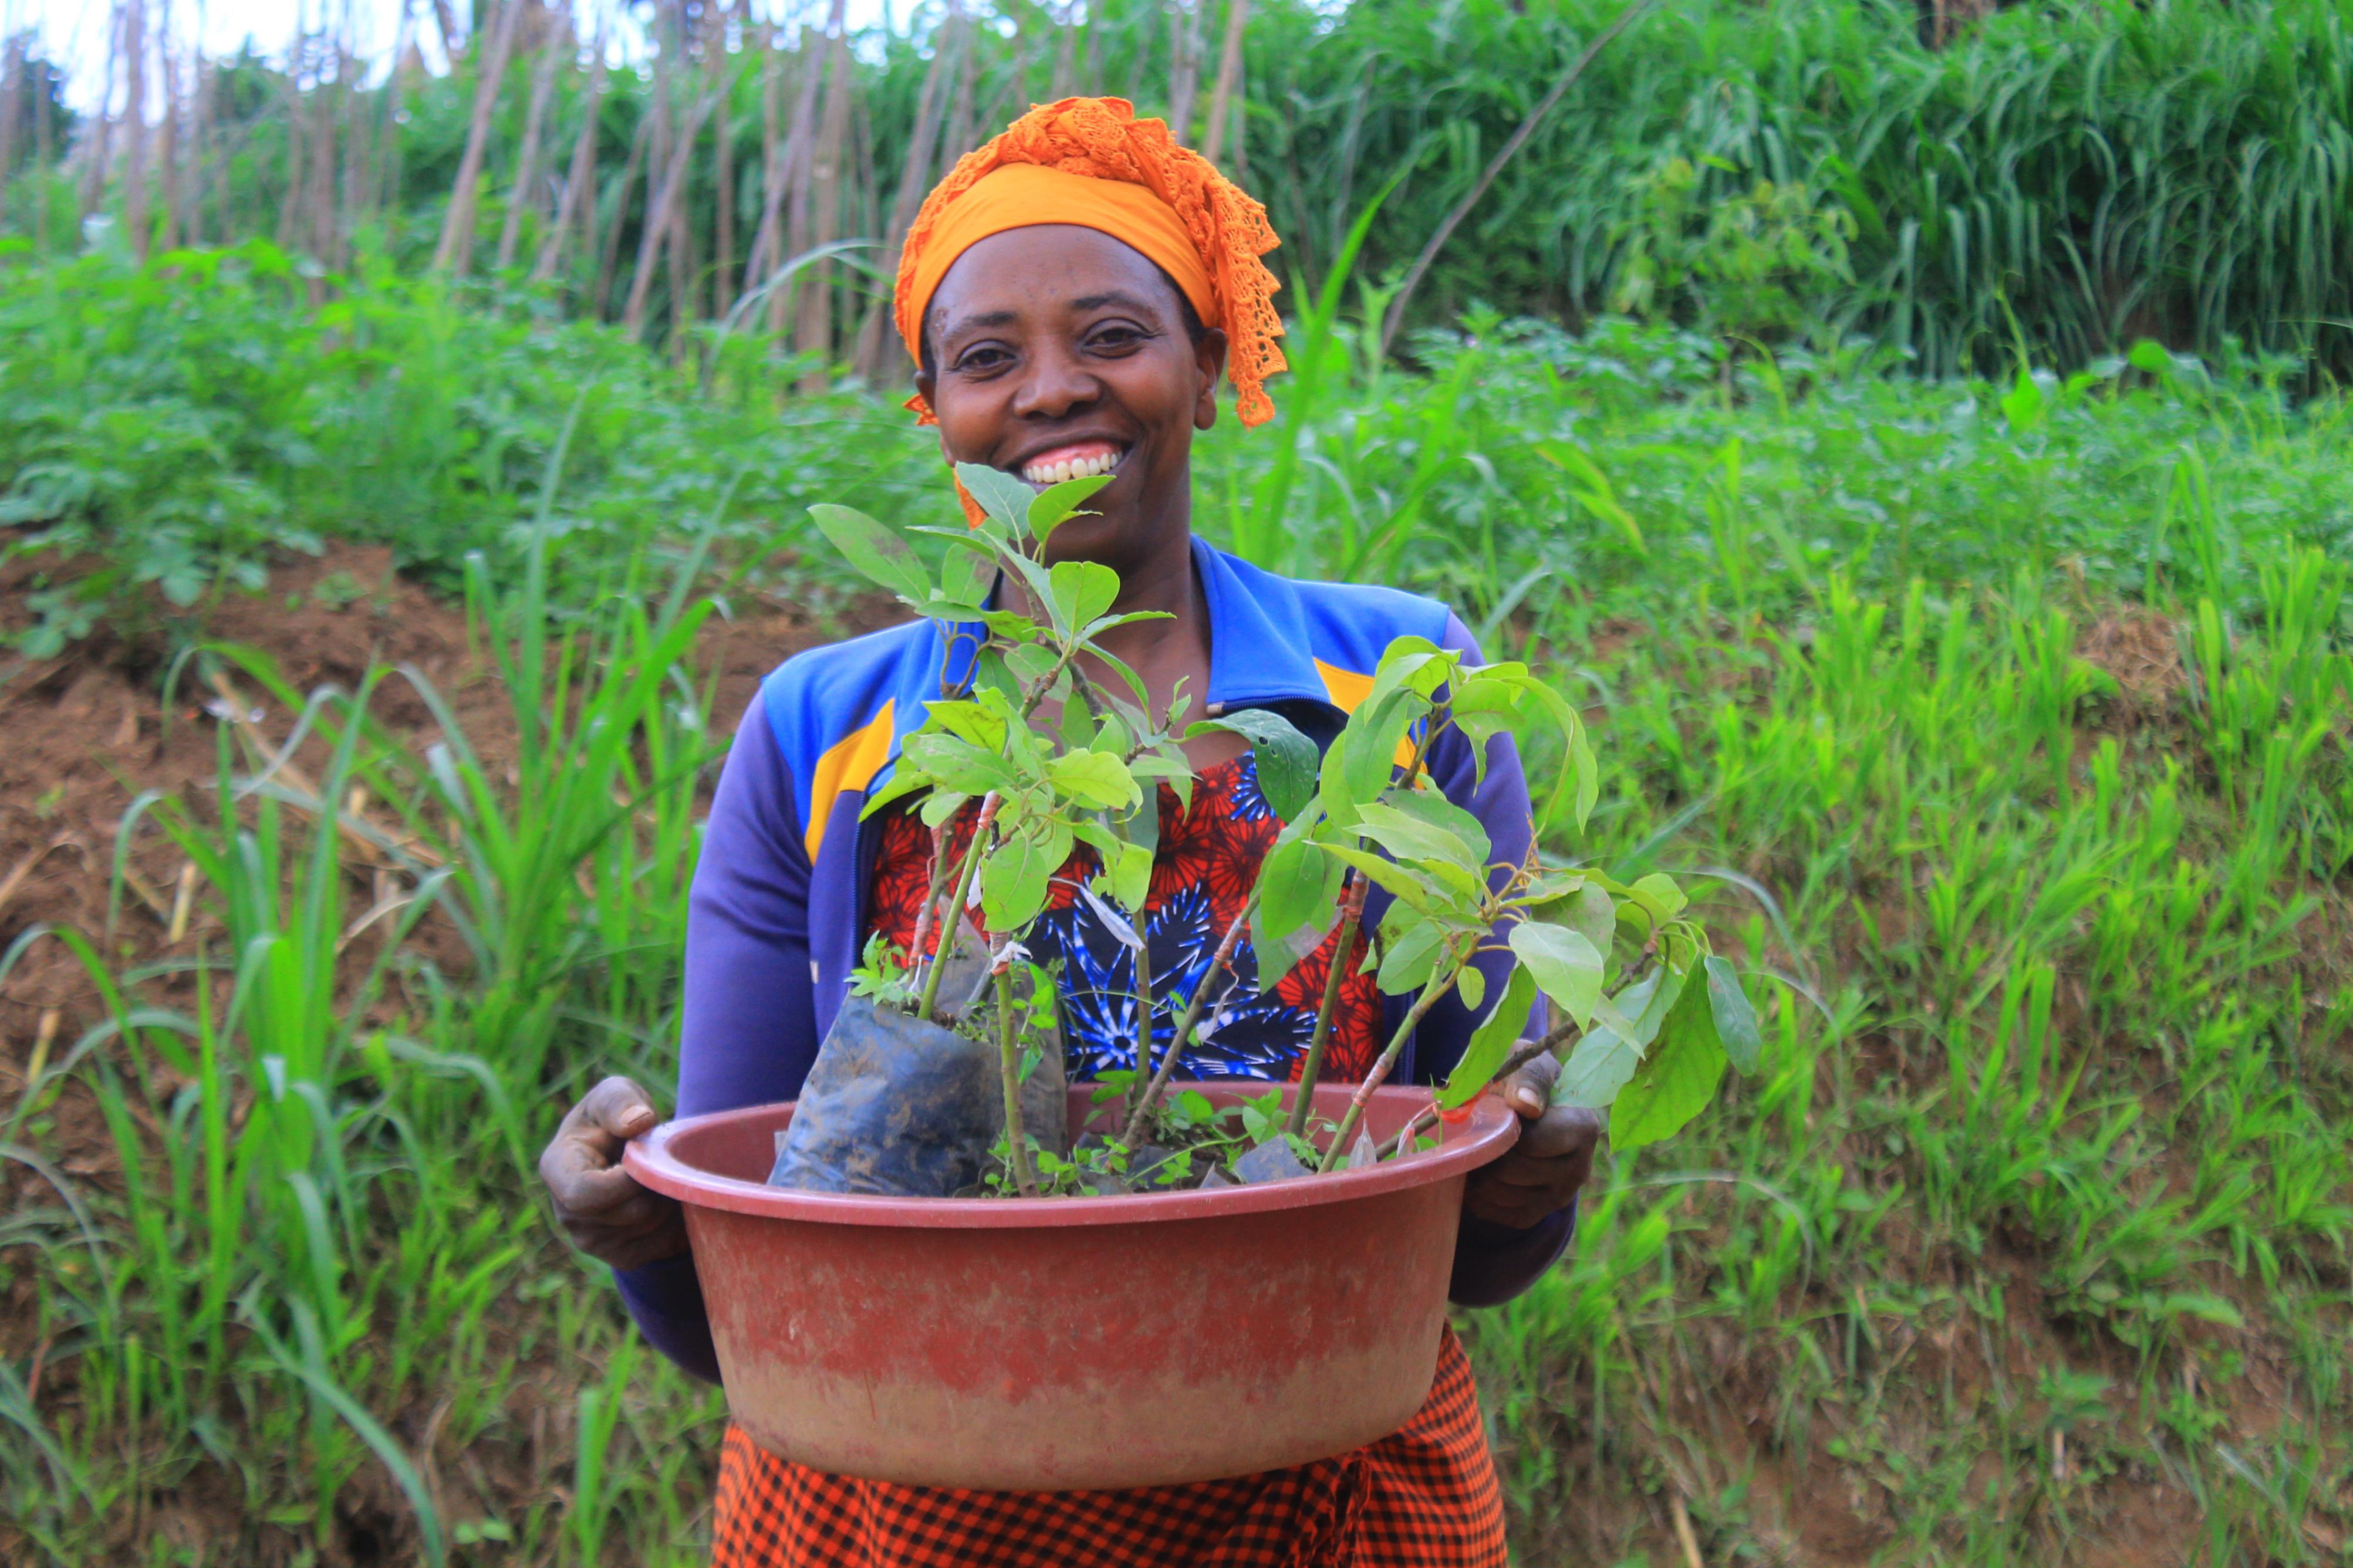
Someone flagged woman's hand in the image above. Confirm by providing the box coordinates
[539,1076,690,1270]
[1462,1052,1606,1229]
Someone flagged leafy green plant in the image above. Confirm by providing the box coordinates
[816,468,1763,1195]
[1609,156,1858,345]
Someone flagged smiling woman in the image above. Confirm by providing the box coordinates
[534,96,1605,1568]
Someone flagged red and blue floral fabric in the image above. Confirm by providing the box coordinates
[867,754,1384,1087]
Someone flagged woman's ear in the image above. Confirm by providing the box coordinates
[1193,328,1230,430]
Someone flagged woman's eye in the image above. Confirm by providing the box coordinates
[954,346,1011,372]
[1089,323,1150,351]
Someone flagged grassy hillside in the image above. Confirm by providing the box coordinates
[1,251,2348,1566]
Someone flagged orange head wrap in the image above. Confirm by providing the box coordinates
[894,96,1286,430]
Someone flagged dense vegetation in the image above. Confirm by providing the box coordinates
[3,236,2347,1565]
[10,0,2353,376]
[1,0,2350,1562]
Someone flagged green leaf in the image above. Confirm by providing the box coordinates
[925,698,1009,751]
[1027,473,1113,538]
[1632,871,1688,920]
[980,820,1071,930]
[1046,751,1140,811]
[938,536,997,609]
[1439,965,1537,1110]
[1188,708,1319,822]
[1508,922,1605,1029]
[1107,839,1153,911]
[1318,731,1362,829]
[953,462,1038,532]
[1375,918,1447,996]
[901,732,1017,796]
[1352,799,1479,873]
[1318,844,1443,915]
[1555,1022,1641,1111]
[808,504,929,601]
[1361,639,1453,714]
[1255,833,1341,949]
[1382,784,1493,866]
[1552,965,1679,1110]
[1455,964,1486,1012]
[1609,969,1727,1151]
[1047,560,1120,633]
[1566,883,1616,959]
[1703,955,1762,1074]
[1007,641,1058,688]
[1342,688,1426,804]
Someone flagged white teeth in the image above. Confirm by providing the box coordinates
[1021,450,1122,485]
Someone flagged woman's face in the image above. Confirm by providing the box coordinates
[916,225,1228,579]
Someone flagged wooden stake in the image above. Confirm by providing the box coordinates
[710,0,737,321]
[157,0,182,248]
[1199,0,1245,167]
[941,0,975,167]
[306,30,339,269]
[533,6,607,285]
[273,21,303,246]
[1,35,23,206]
[792,0,850,388]
[623,80,721,336]
[123,0,148,255]
[32,21,50,252]
[590,96,651,317]
[1669,1492,1705,1568]
[852,0,956,380]
[762,6,826,336]
[431,0,524,273]
[497,0,566,271]
[1378,0,1659,357]
[1165,0,1201,145]
[77,0,119,226]
[738,6,786,302]
[1048,0,1076,99]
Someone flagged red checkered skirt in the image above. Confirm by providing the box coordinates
[708,1326,1507,1567]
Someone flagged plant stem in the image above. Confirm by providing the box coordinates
[904,820,951,994]
[915,791,998,1023]
[1128,922,1154,1125]
[1120,901,1251,1146]
[1316,949,1464,1173]
[1378,1022,1575,1159]
[1287,873,1368,1138]
[994,962,1039,1197]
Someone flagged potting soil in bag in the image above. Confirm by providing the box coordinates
[768,929,1066,1197]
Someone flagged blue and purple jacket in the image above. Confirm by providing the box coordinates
[620,538,1575,1381]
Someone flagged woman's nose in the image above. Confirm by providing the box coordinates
[1010,345,1100,420]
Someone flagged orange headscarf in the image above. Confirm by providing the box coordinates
[894,97,1286,429]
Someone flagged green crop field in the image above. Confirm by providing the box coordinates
[2,0,2350,1563]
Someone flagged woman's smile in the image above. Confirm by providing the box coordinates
[1016,440,1127,488]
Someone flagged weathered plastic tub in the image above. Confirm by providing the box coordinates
[623,1080,1517,1491]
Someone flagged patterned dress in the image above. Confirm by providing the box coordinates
[866,753,1384,1084]
[706,755,1510,1568]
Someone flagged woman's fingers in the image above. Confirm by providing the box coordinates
[1511,1103,1605,1163]
[1499,1052,1561,1120]
[578,1075,663,1148]
[1464,1077,1607,1226]
[541,1076,660,1209]
[539,1076,689,1269]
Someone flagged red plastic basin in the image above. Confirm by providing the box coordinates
[623,1080,1518,1491]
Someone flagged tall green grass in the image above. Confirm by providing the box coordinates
[1,255,2348,1562]
[15,0,2353,376]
